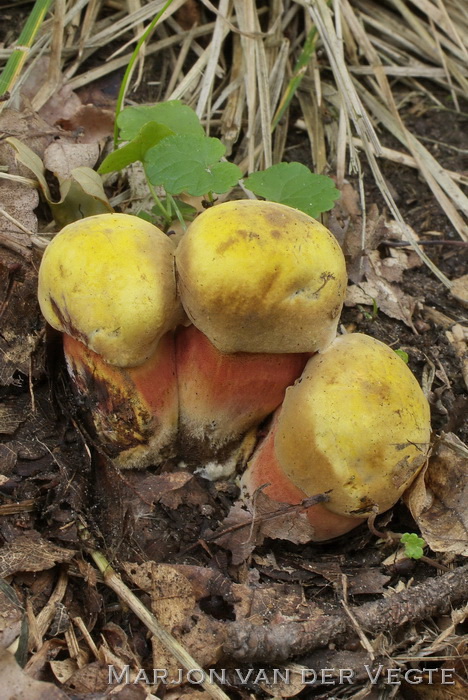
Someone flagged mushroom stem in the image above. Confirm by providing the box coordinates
[241,412,360,541]
[64,332,178,469]
[175,324,310,476]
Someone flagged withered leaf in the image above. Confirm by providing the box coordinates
[214,492,325,566]
[346,568,391,596]
[43,140,100,180]
[123,562,223,680]
[0,651,68,700]
[129,471,209,510]
[0,534,75,578]
[0,580,24,651]
[405,433,468,556]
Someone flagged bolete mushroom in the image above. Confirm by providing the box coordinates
[38,213,183,468]
[175,200,347,473]
[241,333,432,541]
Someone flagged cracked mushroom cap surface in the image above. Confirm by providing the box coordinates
[175,200,347,354]
[38,213,182,367]
[274,333,432,517]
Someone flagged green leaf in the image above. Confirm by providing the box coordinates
[401,532,426,559]
[117,100,204,141]
[394,349,409,364]
[145,134,242,196]
[99,121,174,173]
[244,162,340,218]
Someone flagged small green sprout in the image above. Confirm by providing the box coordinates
[400,532,426,559]
[394,349,409,363]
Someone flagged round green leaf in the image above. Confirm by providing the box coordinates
[145,134,242,196]
[244,162,340,218]
[117,101,204,141]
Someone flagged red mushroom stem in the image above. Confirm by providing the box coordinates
[241,412,363,541]
[64,332,179,469]
[175,324,311,474]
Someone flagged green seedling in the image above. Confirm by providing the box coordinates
[394,349,409,364]
[99,100,340,228]
[401,532,426,560]
[357,298,379,321]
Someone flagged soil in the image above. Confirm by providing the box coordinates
[0,12,467,700]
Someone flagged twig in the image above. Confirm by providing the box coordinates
[79,524,230,700]
[224,564,468,662]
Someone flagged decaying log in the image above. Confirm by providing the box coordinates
[224,563,468,662]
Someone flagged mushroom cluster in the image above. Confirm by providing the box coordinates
[38,203,431,541]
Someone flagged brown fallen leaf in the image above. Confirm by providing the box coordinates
[445,324,468,391]
[450,274,468,309]
[127,471,210,510]
[345,253,420,330]
[0,534,75,578]
[346,568,391,596]
[213,492,326,565]
[0,580,25,652]
[123,562,223,681]
[405,433,468,556]
[0,651,68,700]
[43,140,100,180]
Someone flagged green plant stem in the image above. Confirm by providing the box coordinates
[0,0,53,100]
[166,193,187,231]
[114,0,176,146]
[145,172,170,223]
[271,24,318,131]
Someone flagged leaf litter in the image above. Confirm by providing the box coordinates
[0,1,467,698]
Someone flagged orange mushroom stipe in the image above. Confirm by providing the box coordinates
[242,413,360,542]
[175,324,311,473]
[64,333,179,469]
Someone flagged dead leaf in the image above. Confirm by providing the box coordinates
[0,580,24,651]
[255,490,322,545]
[43,140,100,180]
[57,104,115,144]
[0,110,53,254]
[212,500,257,565]
[214,492,326,565]
[63,660,110,694]
[6,138,112,228]
[346,568,391,596]
[49,658,77,684]
[0,651,69,699]
[345,250,420,330]
[128,471,208,510]
[445,324,468,391]
[258,666,307,697]
[0,403,29,434]
[405,433,468,556]
[0,534,75,578]
[450,274,468,309]
[123,562,223,680]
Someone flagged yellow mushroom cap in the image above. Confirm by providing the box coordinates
[38,213,182,367]
[274,333,431,516]
[175,200,347,353]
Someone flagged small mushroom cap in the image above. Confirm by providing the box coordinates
[176,200,347,353]
[38,213,182,367]
[275,333,431,517]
